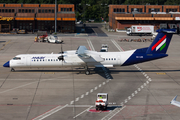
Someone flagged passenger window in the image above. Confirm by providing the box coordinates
[48,59,50,61]
[109,58,110,60]
[37,60,38,61]
[114,58,116,60]
[106,58,108,60]
[34,60,35,61]
[111,58,113,60]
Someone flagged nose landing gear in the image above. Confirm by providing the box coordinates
[11,68,15,72]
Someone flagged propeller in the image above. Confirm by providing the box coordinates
[58,44,64,66]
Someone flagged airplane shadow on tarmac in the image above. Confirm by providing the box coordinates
[13,68,180,79]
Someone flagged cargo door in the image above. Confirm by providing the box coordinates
[26,56,31,66]
[117,55,120,65]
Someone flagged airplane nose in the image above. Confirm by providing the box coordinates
[3,61,10,67]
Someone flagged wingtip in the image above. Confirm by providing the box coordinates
[171,95,178,102]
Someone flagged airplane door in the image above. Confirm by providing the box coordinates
[117,55,120,65]
[26,56,31,66]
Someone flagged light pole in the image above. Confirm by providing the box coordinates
[55,0,57,33]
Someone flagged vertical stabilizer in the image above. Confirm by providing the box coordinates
[146,29,175,54]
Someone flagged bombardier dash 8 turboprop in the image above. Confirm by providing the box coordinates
[3,29,175,75]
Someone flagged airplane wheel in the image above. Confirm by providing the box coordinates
[85,70,90,75]
[11,68,15,72]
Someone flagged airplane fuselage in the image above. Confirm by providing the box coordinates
[6,50,137,68]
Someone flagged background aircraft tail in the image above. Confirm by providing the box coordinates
[146,29,176,54]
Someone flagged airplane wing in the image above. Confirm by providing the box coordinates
[170,95,180,107]
[77,46,104,62]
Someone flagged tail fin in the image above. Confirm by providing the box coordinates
[146,29,176,54]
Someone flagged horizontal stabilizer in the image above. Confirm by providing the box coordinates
[170,95,180,107]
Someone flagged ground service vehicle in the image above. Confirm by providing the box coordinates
[95,93,108,110]
[126,25,154,36]
[100,44,108,52]
[47,35,63,43]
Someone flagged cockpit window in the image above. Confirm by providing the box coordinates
[13,57,21,60]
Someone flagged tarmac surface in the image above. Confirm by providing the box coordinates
[1,25,180,120]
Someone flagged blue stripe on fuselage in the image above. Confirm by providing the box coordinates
[122,48,168,66]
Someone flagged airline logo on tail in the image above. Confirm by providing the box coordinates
[151,35,166,51]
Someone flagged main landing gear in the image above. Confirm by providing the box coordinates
[11,68,15,72]
[85,65,90,75]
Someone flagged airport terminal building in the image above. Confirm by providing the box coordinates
[0,4,75,33]
[109,5,180,32]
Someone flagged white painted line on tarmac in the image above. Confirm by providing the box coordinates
[32,104,68,120]
[75,97,79,101]
[0,81,38,94]
[86,92,89,95]
[90,89,93,93]
[87,39,95,51]
[73,106,93,119]
[81,94,84,99]
[70,101,74,105]
[103,82,105,85]
[101,106,126,120]
[132,93,135,97]
[128,96,131,100]
[99,84,102,87]
[94,86,97,90]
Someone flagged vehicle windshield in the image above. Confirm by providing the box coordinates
[98,95,107,99]
[54,36,58,40]
[13,57,21,60]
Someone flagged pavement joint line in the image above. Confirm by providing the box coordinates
[0,40,11,51]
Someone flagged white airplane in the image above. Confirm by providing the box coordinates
[3,29,175,75]
[170,96,180,107]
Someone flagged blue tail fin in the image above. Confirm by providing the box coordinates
[146,29,176,54]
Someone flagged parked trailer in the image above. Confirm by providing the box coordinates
[126,25,154,36]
